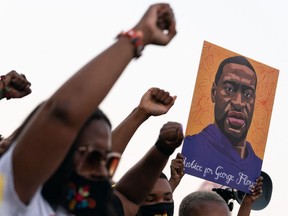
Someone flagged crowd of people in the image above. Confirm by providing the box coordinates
[0,3,264,216]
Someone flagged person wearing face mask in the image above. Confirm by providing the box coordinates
[41,109,116,216]
[0,85,179,216]
[41,108,183,216]
[106,86,185,216]
[137,173,174,216]
[135,153,184,216]
[136,155,260,216]
[135,154,262,216]
[0,3,177,216]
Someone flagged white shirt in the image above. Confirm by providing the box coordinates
[0,146,58,216]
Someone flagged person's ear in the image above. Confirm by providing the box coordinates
[211,82,216,103]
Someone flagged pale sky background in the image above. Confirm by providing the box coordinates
[0,0,287,215]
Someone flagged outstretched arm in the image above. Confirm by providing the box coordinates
[112,87,176,154]
[237,176,263,216]
[115,121,183,216]
[169,153,185,192]
[12,3,176,204]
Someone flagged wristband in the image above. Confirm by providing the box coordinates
[117,30,144,58]
[155,140,175,156]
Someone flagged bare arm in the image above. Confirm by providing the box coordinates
[115,121,183,216]
[12,3,176,204]
[112,87,176,154]
[237,176,263,216]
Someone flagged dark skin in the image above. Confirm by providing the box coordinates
[73,119,111,181]
[11,3,176,205]
[142,178,173,205]
[0,131,16,157]
[110,86,180,216]
[169,153,185,192]
[0,70,31,100]
[115,121,183,216]
[237,176,263,216]
[211,63,257,158]
[112,87,176,155]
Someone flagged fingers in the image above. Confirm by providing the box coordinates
[155,4,177,43]
[135,3,176,46]
[257,176,264,182]
[138,87,176,117]
[250,176,264,198]
[3,70,32,99]
[157,5,173,30]
[171,153,185,176]
[157,4,176,36]
[11,73,31,91]
[159,122,183,147]
[176,152,185,159]
[150,87,176,105]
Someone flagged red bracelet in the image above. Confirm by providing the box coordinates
[117,30,144,58]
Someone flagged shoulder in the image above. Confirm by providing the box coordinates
[111,193,124,216]
[113,190,138,216]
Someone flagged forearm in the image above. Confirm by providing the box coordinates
[237,198,253,216]
[13,36,136,204]
[115,145,168,204]
[112,107,150,154]
[51,37,135,127]
[168,178,181,192]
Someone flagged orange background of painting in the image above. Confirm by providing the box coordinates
[185,41,279,160]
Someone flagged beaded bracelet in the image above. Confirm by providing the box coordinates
[155,139,175,156]
[117,30,144,58]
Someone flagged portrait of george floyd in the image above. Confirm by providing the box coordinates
[181,41,279,193]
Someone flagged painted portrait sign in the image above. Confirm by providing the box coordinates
[181,41,279,193]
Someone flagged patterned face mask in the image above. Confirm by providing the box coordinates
[138,202,174,216]
[63,172,114,216]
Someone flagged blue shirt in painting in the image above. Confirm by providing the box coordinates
[181,124,262,193]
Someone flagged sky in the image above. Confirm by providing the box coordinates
[0,0,287,215]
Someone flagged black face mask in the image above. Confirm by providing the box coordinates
[138,202,174,216]
[63,172,115,216]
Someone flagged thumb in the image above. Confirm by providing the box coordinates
[166,95,177,108]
